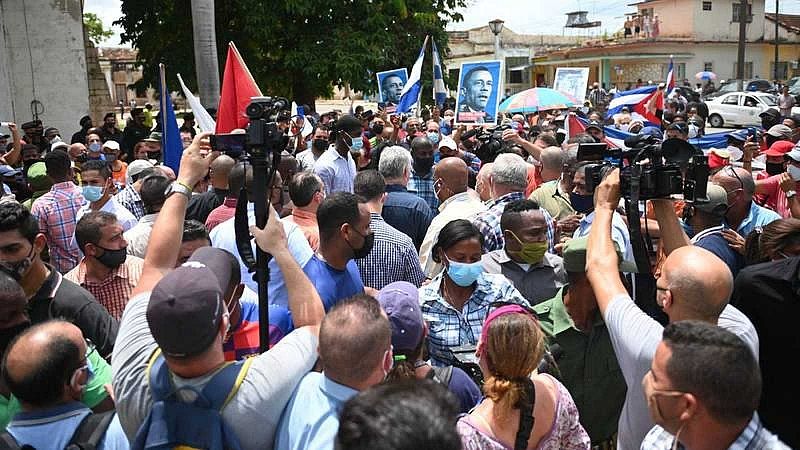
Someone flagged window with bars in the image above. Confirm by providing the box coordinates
[704,62,714,72]
[703,1,712,11]
[732,3,753,23]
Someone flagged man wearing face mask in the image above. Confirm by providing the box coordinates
[296,124,329,172]
[640,322,788,450]
[85,133,105,161]
[407,136,439,211]
[313,115,360,195]
[0,321,129,449]
[19,144,42,175]
[66,211,143,321]
[760,140,794,178]
[0,203,118,359]
[712,166,780,237]
[378,146,434,250]
[755,146,800,219]
[482,200,566,305]
[76,160,137,232]
[302,192,368,311]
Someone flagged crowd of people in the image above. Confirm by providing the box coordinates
[0,92,797,450]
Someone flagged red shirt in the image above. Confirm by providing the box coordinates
[205,197,237,231]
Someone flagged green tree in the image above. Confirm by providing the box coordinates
[115,0,465,107]
[83,12,114,45]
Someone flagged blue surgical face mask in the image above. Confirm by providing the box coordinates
[347,134,363,151]
[445,256,484,287]
[82,185,104,202]
[569,191,595,214]
[88,142,102,153]
[427,132,441,145]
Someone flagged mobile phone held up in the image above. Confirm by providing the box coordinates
[210,133,247,158]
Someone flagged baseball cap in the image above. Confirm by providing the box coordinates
[764,140,794,157]
[759,108,781,119]
[562,236,638,273]
[143,132,162,143]
[666,122,689,133]
[727,129,748,143]
[438,136,457,151]
[102,140,120,151]
[586,120,604,131]
[147,264,225,357]
[128,159,155,179]
[186,247,237,295]
[693,184,729,216]
[26,162,51,191]
[377,281,424,352]
[640,126,664,141]
[0,165,20,177]
[785,147,800,163]
[766,124,793,140]
[50,139,69,152]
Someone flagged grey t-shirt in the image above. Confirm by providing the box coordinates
[604,294,759,450]
[111,292,318,450]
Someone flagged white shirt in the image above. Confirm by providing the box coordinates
[123,213,158,258]
[77,197,139,232]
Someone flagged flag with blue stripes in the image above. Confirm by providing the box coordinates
[432,40,447,108]
[159,64,183,174]
[397,36,429,114]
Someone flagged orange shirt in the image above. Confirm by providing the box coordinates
[284,208,320,251]
[111,161,128,188]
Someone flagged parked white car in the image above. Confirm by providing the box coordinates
[707,92,778,128]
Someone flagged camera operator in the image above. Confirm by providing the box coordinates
[585,168,759,450]
[711,166,780,238]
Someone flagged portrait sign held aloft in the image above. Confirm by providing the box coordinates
[376,68,409,112]
[455,60,502,125]
[553,67,590,103]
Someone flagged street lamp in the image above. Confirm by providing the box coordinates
[488,19,505,62]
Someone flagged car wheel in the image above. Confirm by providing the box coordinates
[709,114,724,128]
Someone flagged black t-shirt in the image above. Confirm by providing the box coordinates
[28,266,118,358]
[186,188,229,224]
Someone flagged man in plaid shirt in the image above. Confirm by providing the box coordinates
[66,211,143,320]
[30,150,84,273]
[407,136,439,212]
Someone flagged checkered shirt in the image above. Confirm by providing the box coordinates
[355,213,425,290]
[471,192,555,253]
[641,414,789,450]
[114,183,146,220]
[30,182,85,273]
[64,255,144,320]
[408,169,439,212]
[420,271,530,366]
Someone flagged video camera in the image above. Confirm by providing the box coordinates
[461,124,512,163]
[210,96,291,158]
[578,135,709,202]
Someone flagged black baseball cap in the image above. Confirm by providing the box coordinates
[666,122,689,133]
[147,264,225,357]
[186,247,238,296]
[586,120,604,131]
[759,108,781,119]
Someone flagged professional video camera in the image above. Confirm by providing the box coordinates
[578,135,709,203]
[210,96,291,158]
[460,124,511,163]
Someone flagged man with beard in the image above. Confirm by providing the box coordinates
[100,112,123,143]
[457,66,495,124]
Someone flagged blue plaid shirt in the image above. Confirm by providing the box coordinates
[641,414,790,450]
[420,271,530,366]
[408,168,439,212]
[355,213,425,289]
[471,192,555,253]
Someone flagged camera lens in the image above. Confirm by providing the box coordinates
[246,102,265,120]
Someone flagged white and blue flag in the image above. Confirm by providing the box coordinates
[432,40,447,108]
[397,36,429,114]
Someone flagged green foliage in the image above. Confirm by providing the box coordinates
[83,12,114,45]
[115,0,465,105]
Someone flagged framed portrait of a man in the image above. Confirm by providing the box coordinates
[376,69,409,107]
[455,60,502,125]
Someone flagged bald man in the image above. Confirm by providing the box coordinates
[1,320,128,448]
[186,154,237,223]
[474,162,494,202]
[538,146,564,183]
[418,157,487,277]
[712,166,780,236]
[585,168,759,450]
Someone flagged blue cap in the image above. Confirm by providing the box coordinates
[0,165,21,177]
[640,126,663,141]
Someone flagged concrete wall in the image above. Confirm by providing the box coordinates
[639,0,765,42]
[0,0,90,134]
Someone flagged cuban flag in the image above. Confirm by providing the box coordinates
[432,40,447,108]
[665,57,675,96]
[397,36,429,114]
[606,85,662,126]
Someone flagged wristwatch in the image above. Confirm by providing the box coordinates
[165,181,192,200]
[786,190,797,199]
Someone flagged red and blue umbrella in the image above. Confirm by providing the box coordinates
[499,87,577,114]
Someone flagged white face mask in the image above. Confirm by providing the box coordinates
[788,164,800,181]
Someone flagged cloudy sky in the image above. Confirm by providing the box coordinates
[86,0,800,47]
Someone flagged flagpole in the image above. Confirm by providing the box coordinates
[415,35,430,118]
[159,64,170,155]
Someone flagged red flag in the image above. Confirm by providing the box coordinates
[567,115,620,148]
[216,42,263,133]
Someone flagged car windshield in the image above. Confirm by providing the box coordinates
[761,95,778,106]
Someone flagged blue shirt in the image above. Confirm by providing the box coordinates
[355,213,425,289]
[303,255,364,311]
[736,200,781,237]
[420,271,530,366]
[574,210,634,264]
[691,226,744,277]
[210,203,314,308]
[274,372,359,450]
[6,402,129,450]
[407,168,439,211]
[382,184,435,250]
[313,146,357,195]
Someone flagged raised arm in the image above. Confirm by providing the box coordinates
[651,199,691,255]
[1,123,21,166]
[250,206,324,333]
[585,168,628,316]
[502,129,543,160]
[132,132,213,296]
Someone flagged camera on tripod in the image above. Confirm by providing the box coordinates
[578,135,710,202]
[210,96,291,158]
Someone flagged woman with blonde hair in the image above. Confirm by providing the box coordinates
[457,305,590,450]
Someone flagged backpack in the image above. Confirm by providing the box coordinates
[131,349,254,450]
[0,410,115,450]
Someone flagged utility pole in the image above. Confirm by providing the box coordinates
[775,0,780,82]
[736,0,748,91]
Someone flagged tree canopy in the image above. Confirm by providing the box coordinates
[84,12,114,45]
[115,0,466,107]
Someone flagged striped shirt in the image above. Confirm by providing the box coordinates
[641,414,790,450]
[471,192,556,253]
[64,256,144,320]
[355,213,425,290]
[31,182,85,273]
[114,184,146,220]
[408,168,440,212]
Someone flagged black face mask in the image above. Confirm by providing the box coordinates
[95,246,127,269]
[371,124,384,136]
[312,139,328,152]
[0,322,30,358]
[76,154,88,163]
[766,162,785,176]
[413,157,434,175]
[22,159,40,172]
[147,151,161,161]
[349,230,375,259]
